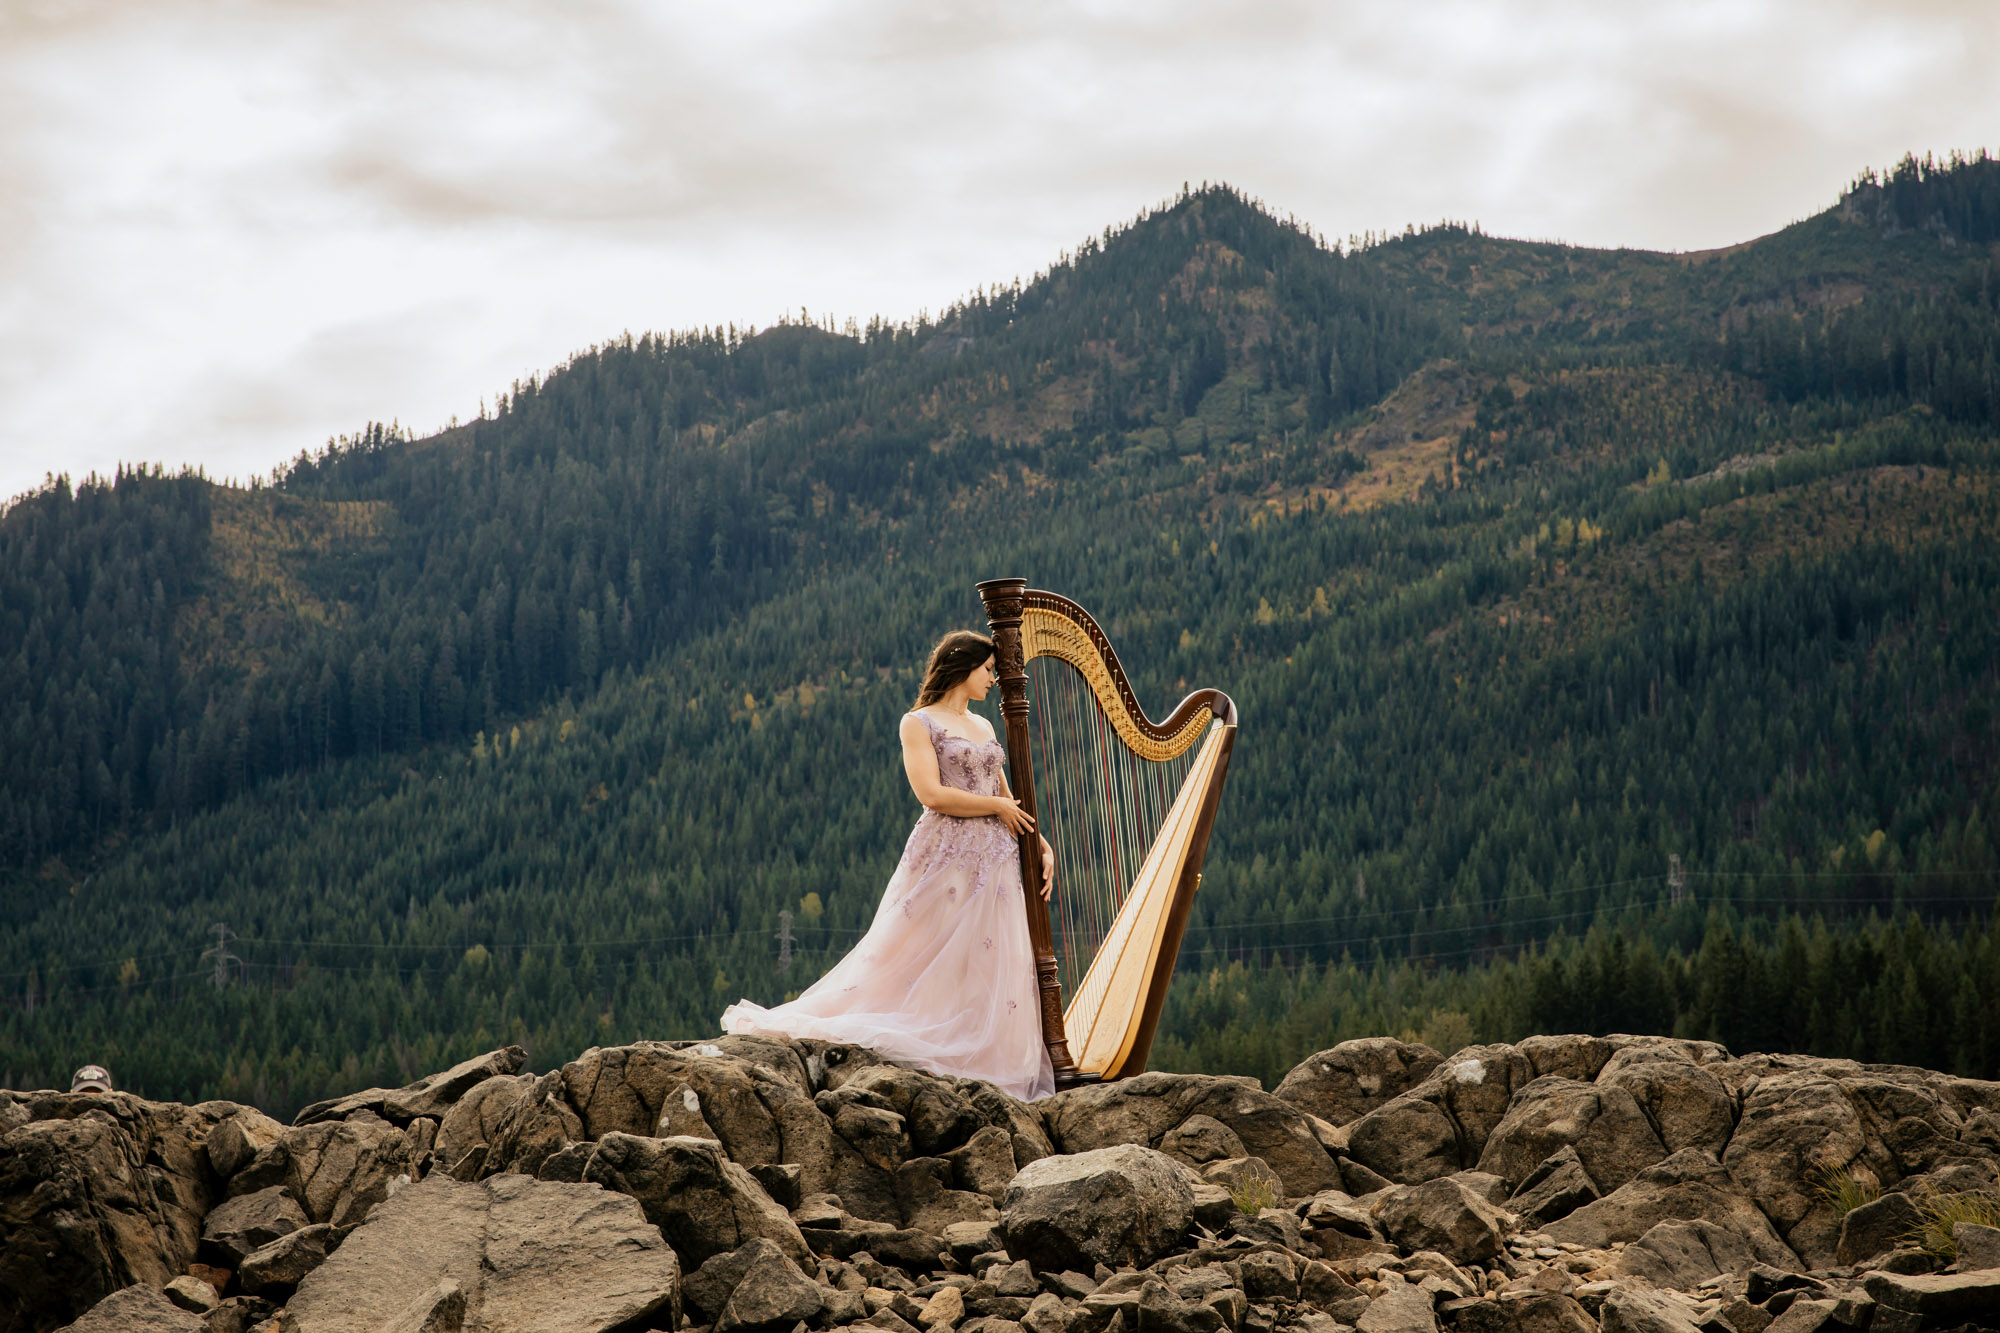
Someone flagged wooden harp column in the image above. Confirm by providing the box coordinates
[979,577,1238,1090]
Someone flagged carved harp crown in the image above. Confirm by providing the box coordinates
[978,579,1238,1089]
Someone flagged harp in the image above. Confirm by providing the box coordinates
[978,579,1238,1089]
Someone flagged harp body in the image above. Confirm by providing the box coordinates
[978,579,1238,1088]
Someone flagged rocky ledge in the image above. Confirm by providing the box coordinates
[4,1033,1999,1333]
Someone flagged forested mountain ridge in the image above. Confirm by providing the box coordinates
[3,152,1997,1114]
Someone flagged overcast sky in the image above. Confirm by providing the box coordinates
[2,1,1995,506]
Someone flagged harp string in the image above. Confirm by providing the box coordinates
[1025,656,1203,1008]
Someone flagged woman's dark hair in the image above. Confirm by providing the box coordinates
[914,630,996,707]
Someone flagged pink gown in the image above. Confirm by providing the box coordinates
[721,711,1056,1101]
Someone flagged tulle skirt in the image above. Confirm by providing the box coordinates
[721,809,1055,1102]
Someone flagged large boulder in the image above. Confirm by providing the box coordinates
[435,1073,534,1172]
[1476,1077,1668,1193]
[1862,1268,2000,1326]
[1344,1046,1538,1185]
[1000,1143,1196,1271]
[1721,1071,1878,1267]
[1607,1219,1767,1290]
[257,1110,418,1227]
[581,1131,810,1268]
[198,1184,307,1266]
[1038,1071,1342,1197]
[477,1071,585,1180]
[1506,1146,1600,1227]
[1833,1190,1925,1266]
[1274,1039,1444,1128]
[1346,1092,1464,1184]
[1370,1176,1509,1265]
[203,1107,285,1183]
[53,1284,205,1332]
[293,1045,526,1127]
[237,1222,343,1296]
[1594,1044,1735,1157]
[0,1094,225,1333]
[680,1238,823,1332]
[1544,1149,1801,1271]
[283,1172,679,1333]
[1598,1285,1704,1333]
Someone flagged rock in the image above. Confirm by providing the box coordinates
[479,1070,585,1179]
[1000,1143,1195,1272]
[1955,1220,2000,1270]
[1160,1114,1249,1167]
[895,1156,999,1233]
[1760,1300,1837,1333]
[1372,1177,1508,1266]
[1608,1219,1764,1290]
[1476,1078,1668,1193]
[1833,1190,1924,1266]
[294,1045,527,1126]
[1202,1155,1285,1202]
[945,1125,1020,1202]
[54,1283,205,1332]
[1862,1267,2000,1324]
[1448,1170,1513,1206]
[750,1162,804,1209]
[1038,1071,1342,1196]
[1594,1044,1735,1158]
[1516,1035,1624,1083]
[161,1275,219,1314]
[681,1238,822,1332]
[942,1219,1006,1266]
[376,1277,466,1333]
[582,1130,810,1268]
[1544,1149,1801,1271]
[204,1108,285,1181]
[202,1294,278,1333]
[1356,1273,1438,1333]
[435,1073,534,1170]
[1275,1039,1445,1128]
[1346,1093,1465,1185]
[199,1185,307,1266]
[921,1285,965,1328]
[262,1112,418,1227]
[1424,1046,1541,1160]
[0,1095,223,1332]
[1506,1147,1599,1227]
[1439,1293,1596,1333]
[284,1172,680,1333]
[237,1221,342,1295]
[1599,1284,1703,1333]
[1722,1073,1876,1268]
[1239,1249,1300,1300]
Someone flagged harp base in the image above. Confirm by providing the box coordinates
[1054,1068,1103,1091]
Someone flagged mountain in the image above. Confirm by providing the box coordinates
[2,152,1997,1114]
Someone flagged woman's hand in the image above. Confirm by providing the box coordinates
[1039,835,1056,900]
[991,796,1036,837]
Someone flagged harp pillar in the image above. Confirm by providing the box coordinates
[978,577,1094,1090]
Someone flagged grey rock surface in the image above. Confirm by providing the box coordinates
[236,1221,342,1295]
[1038,1070,1342,1196]
[53,1284,205,1333]
[284,1172,679,1333]
[199,1184,306,1266]
[1476,1077,1668,1193]
[293,1046,526,1127]
[1833,1189,1924,1266]
[1370,1177,1508,1265]
[582,1129,809,1267]
[1273,1038,1444,1128]
[1544,1149,1801,1271]
[1000,1143,1195,1271]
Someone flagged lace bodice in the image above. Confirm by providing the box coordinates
[911,710,1007,797]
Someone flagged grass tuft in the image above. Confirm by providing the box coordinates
[1226,1172,1280,1216]
[1902,1189,2000,1263]
[1813,1164,1882,1216]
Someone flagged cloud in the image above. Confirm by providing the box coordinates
[2,0,1997,503]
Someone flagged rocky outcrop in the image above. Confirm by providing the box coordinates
[282,1172,678,1333]
[14,1032,2000,1333]
[1000,1143,1195,1270]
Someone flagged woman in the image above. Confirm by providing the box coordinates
[721,630,1057,1101]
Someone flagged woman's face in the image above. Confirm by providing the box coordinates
[963,656,997,700]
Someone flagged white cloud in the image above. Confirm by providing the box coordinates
[2,0,1996,503]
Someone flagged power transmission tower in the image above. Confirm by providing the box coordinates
[200,923,243,990]
[1669,855,1687,906]
[774,909,794,978]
